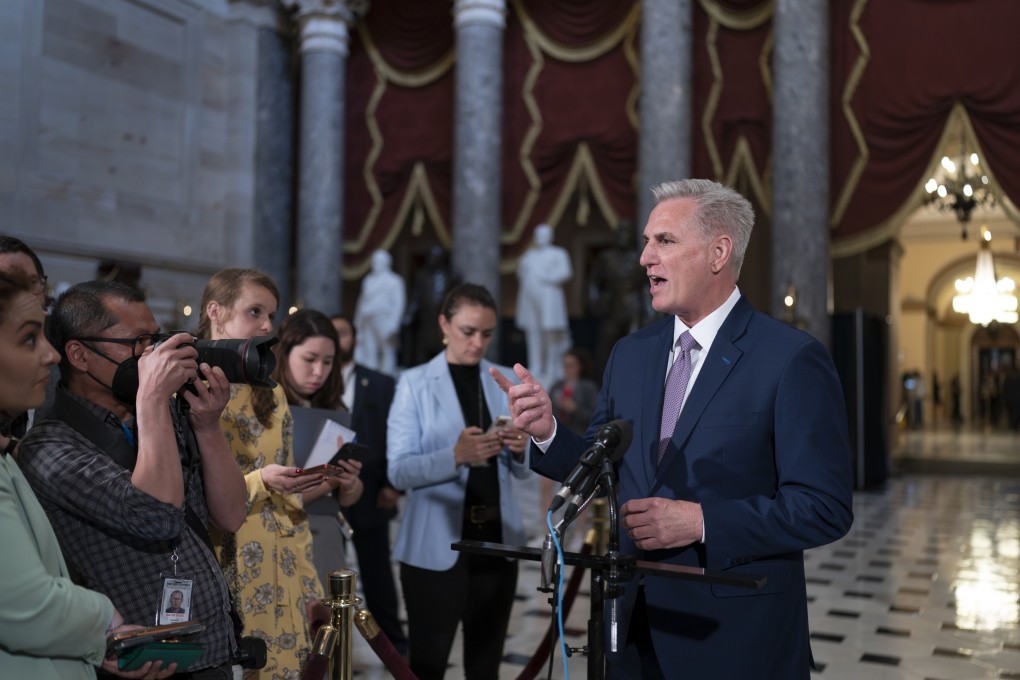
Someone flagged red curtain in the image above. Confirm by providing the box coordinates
[343,1,455,276]
[691,1,772,207]
[831,0,1020,244]
[343,0,638,273]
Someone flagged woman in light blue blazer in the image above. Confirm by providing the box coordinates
[387,283,530,680]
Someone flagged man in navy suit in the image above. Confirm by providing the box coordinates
[494,179,853,678]
[331,314,408,655]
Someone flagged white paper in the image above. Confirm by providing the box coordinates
[304,418,358,469]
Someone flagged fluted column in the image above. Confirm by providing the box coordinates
[637,0,693,228]
[283,0,355,314]
[252,18,296,309]
[451,0,506,306]
[772,0,830,346]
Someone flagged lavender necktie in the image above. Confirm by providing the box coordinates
[657,331,699,466]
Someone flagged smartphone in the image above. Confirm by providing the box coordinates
[107,621,205,655]
[487,415,512,433]
[331,442,371,464]
[302,463,345,478]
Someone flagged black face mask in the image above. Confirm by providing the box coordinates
[109,355,141,405]
[82,343,140,406]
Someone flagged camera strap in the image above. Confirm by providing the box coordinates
[49,387,245,639]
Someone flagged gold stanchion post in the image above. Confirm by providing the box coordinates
[310,569,362,680]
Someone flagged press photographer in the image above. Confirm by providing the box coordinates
[18,280,250,679]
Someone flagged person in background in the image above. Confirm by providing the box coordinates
[198,269,359,679]
[495,179,853,678]
[0,235,56,434]
[330,313,407,655]
[0,272,175,679]
[543,346,599,509]
[271,308,365,582]
[387,283,531,680]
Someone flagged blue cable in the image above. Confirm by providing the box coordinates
[547,510,569,680]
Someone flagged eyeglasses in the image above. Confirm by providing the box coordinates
[75,333,161,358]
[29,275,47,295]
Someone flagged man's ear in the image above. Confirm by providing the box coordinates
[64,339,90,372]
[710,235,733,274]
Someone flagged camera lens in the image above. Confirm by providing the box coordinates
[194,336,278,388]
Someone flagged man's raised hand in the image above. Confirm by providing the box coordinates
[489,363,555,441]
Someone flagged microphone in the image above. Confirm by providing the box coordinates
[548,419,633,513]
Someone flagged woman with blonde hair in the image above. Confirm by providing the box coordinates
[198,268,361,678]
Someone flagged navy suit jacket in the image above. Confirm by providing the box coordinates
[341,364,397,532]
[535,296,853,678]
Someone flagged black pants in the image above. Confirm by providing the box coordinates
[400,553,517,680]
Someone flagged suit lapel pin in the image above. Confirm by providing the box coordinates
[722,357,731,365]
[360,378,369,387]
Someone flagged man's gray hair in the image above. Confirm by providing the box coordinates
[651,179,755,278]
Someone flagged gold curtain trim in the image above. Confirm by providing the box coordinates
[346,65,388,254]
[759,27,773,104]
[832,103,1018,258]
[702,19,724,178]
[345,23,455,268]
[701,16,771,215]
[506,33,546,243]
[724,138,771,216]
[698,0,773,30]
[344,162,451,279]
[513,0,640,63]
[623,14,640,131]
[359,24,455,88]
[502,142,619,274]
[830,0,871,229]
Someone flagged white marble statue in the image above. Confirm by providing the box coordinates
[354,249,406,375]
[516,224,572,385]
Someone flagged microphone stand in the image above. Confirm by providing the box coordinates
[453,464,767,680]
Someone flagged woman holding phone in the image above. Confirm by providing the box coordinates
[272,308,363,490]
[387,283,531,680]
[0,271,173,679]
[198,268,360,679]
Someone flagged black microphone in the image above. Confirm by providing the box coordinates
[548,419,633,513]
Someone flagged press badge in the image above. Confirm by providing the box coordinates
[157,574,194,625]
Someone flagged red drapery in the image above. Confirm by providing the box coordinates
[341,0,1020,273]
[343,0,638,275]
[831,0,1020,250]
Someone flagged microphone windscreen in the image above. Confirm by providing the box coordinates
[600,419,633,462]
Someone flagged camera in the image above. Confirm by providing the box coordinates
[194,336,279,388]
[157,333,279,388]
[235,636,268,670]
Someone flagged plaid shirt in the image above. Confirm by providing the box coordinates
[18,388,237,671]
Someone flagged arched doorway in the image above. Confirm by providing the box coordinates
[971,324,1020,430]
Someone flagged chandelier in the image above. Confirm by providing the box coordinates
[923,138,995,240]
[952,229,1017,326]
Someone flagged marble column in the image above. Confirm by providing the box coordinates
[283,0,354,314]
[451,0,506,308]
[772,0,830,346]
[253,21,296,309]
[637,0,693,230]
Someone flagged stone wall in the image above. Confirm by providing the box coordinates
[0,0,282,328]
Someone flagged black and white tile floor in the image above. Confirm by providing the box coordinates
[345,429,1020,678]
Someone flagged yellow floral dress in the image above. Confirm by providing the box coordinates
[213,384,324,680]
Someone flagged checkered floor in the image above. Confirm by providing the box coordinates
[343,429,1020,679]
